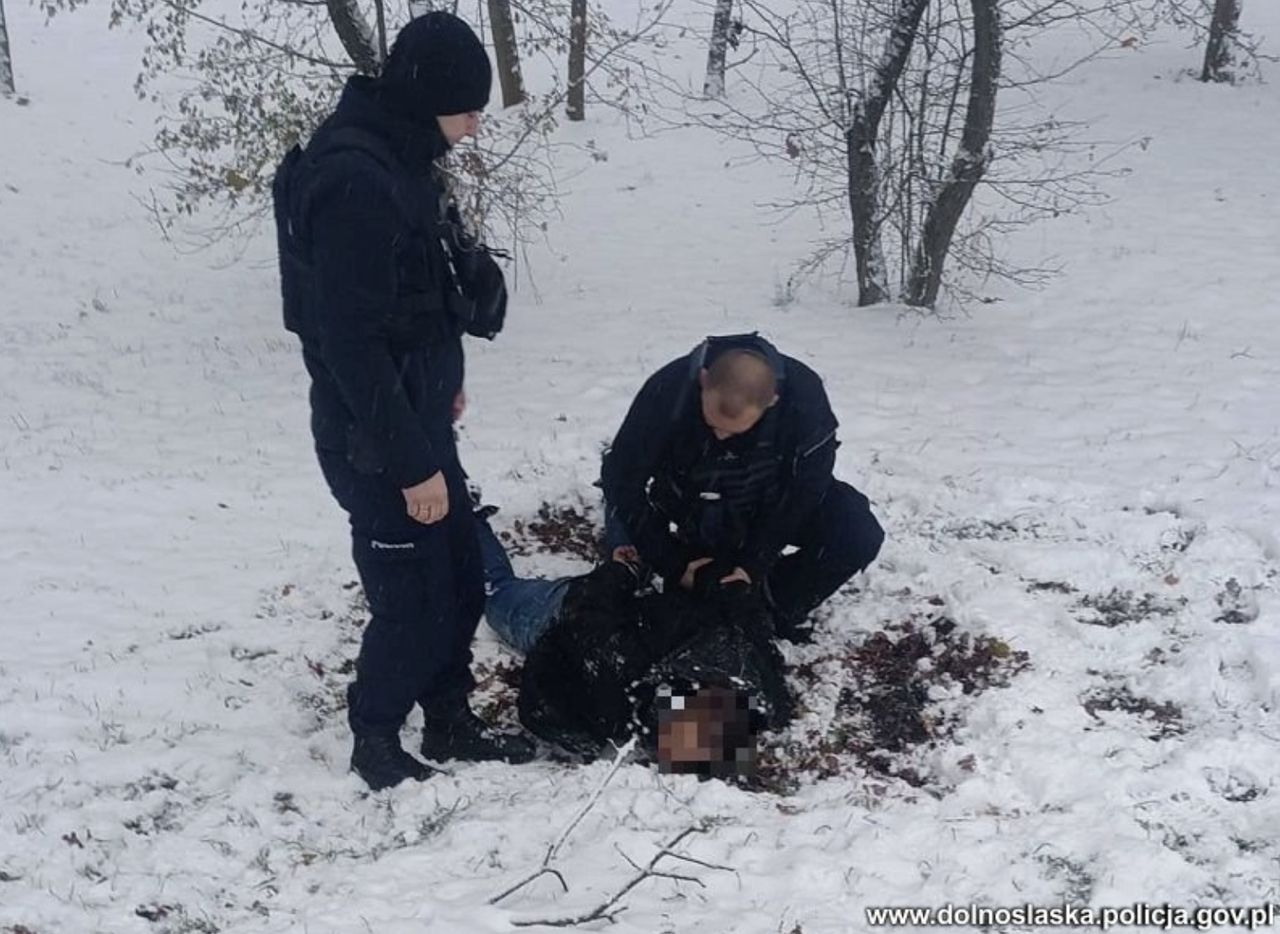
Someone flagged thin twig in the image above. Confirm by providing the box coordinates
[612,842,705,886]
[662,849,737,875]
[545,737,638,864]
[488,736,638,905]
[157,0,350,70]
[510,824,710,929]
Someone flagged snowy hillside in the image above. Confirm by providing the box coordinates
[1,2,1278,932]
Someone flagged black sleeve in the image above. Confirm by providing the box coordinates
[308,166,440,489]
[738,369,839,582]
[600,361,691,581]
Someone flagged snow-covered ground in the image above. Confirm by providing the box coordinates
[2,3,1278,932]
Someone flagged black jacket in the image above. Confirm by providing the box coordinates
[273,76,484,488]
[601,335,839,584]
[517,563,793,757]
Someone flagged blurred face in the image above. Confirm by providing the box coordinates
[437,111,481,145]
[700,388,766,441]
[656,687,757,777]
[697,368,776,441]
[659,712,715,764]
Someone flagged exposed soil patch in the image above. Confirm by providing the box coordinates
[500,501,603,564]
[757,616,1030,793]
[944,517,1049,541]
[1208,773,1263,803]
[1076,589,1183,627]
[123,799,184,837]
[1215,578,1260,625]
[1025,579,1078,595]
[473,656,523,727]
[133,903,220,933]
[1081,685,1184,740]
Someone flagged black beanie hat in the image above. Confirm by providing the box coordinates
[380,12,492,123]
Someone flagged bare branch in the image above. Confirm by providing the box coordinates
[488,736,638,905]
[485,0,672,174]
[159,0,351,70]
[510,824,713,929]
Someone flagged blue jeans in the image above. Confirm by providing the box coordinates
[477,517,573,654]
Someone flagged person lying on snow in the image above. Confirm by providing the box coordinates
[475,516,792,776]
[600,333,885,642]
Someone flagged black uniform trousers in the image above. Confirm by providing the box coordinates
[318,446,484,737]
[765,480,885,624]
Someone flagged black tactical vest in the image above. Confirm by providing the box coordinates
[649,403,785,553]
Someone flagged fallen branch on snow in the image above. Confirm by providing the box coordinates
[510,822,731,928]
[489,736,639,905]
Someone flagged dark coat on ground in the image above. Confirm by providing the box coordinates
[517,564,795,757]
[600,334,840,587]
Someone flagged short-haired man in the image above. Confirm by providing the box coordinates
[601,333,884,638]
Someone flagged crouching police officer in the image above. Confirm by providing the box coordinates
[273,12,534,790]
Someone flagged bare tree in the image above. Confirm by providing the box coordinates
[41,0,670,249]
[847,0,930,305]
[703,0,735,99]
[489,0,526,106]
[1201,0,1242,82]
[675,0,1135,309]
[0,0,15,97]
[904,0,999,306]
[1151,0,1268,82]
[373,0,388,60]
[507,0,671,121]
[566,0,586,120]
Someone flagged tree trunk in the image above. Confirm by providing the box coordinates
[373,0,388,63]
[488,0,526,107]
[903,0,1000,307]
[1201,0,1242,83]
[703,0,734,99]
[566,0,587,120]
[0,0,15,98]
[846,0,931,306]
[325,0,382,75]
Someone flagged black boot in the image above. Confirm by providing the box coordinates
[772,610,816,644]
[762,578,816,643]
[421,701,536,764]
[351,733,436,791]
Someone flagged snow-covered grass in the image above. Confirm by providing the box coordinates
[1,4,1278,932]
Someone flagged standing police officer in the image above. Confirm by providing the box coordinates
[273,12,534,790]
